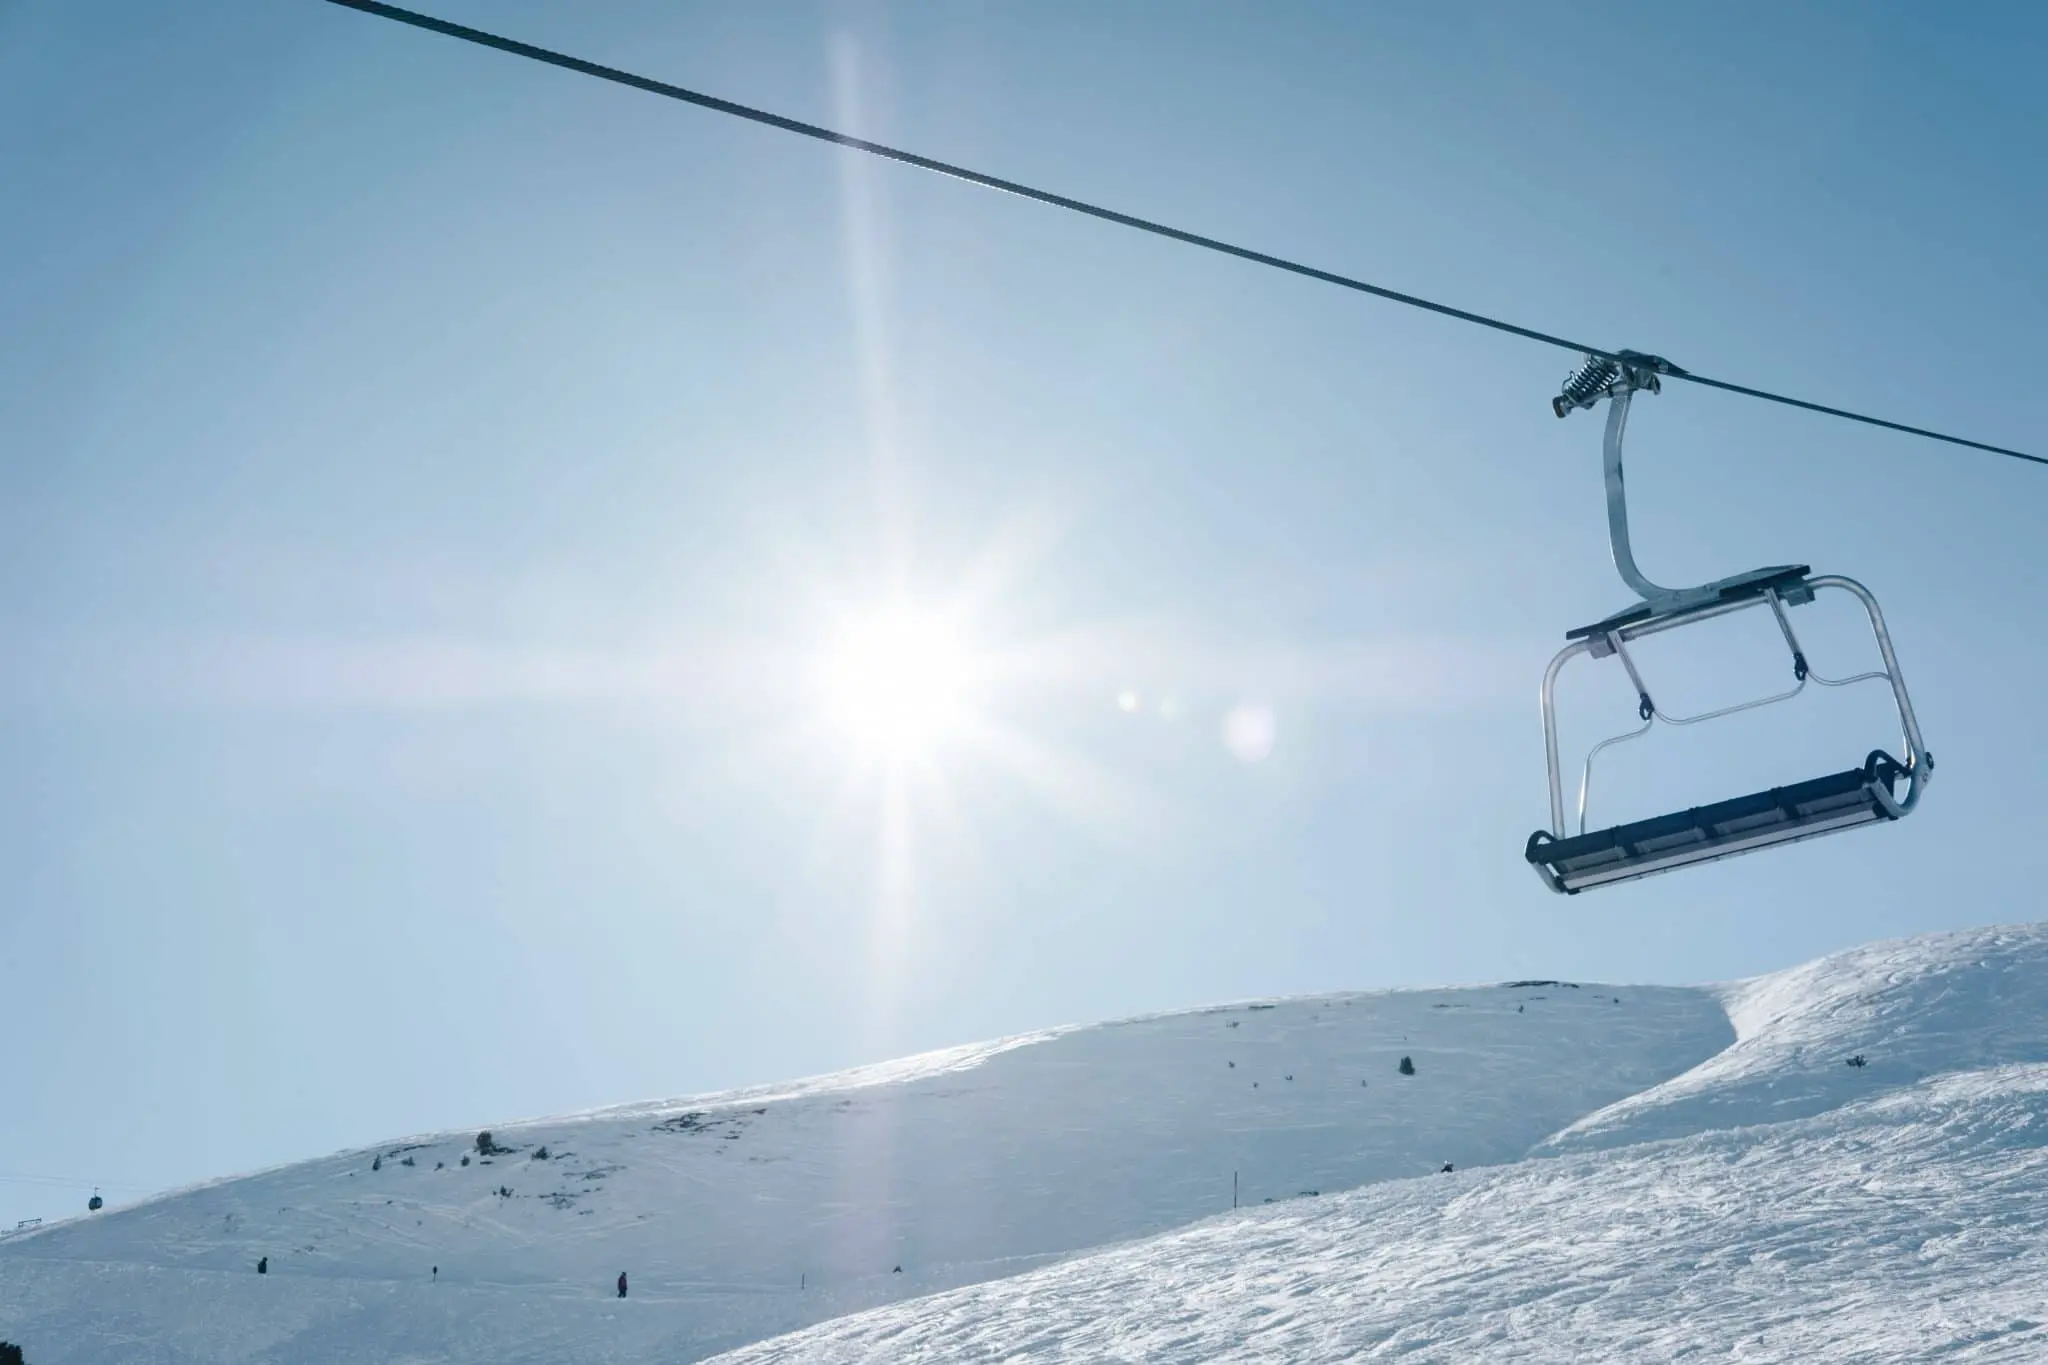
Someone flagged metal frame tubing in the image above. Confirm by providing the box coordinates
[1537,575,1928,840]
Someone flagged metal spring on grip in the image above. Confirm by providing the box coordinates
[1552,355,1619,418]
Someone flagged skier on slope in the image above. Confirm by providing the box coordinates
[617,1270,628,1299]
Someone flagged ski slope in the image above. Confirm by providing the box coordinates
[724,1064,2048,1362]
[6,923,2048,1363]
[0,982,1726,1363]
[722,923,2048,1364]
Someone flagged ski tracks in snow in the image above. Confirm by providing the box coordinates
[723,1063,2048,1363]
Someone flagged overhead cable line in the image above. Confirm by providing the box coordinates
[322,0,2042,469]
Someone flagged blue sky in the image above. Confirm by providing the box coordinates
[2,0,2043,1226]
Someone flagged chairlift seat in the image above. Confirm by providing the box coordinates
[1526,751,1909,893]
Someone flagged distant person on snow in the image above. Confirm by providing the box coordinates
[257,1256,268,1274]
[617,1271,628,1299]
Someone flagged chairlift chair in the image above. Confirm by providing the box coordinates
[1526,352,1931,893]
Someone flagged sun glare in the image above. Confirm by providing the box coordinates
[818,605,975,762]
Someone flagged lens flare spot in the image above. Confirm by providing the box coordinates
[1221,703,1277,762]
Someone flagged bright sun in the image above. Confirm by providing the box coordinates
[817,605,976,762]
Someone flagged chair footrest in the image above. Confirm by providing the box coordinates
[1528,752,1907,893]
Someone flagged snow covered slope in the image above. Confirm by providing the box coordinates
[0,982,1728,1364]
[721,923,2048,1363]
[725,1063,2048,1362]
[12,923,2047,1364]
[1545,922,2048,1152]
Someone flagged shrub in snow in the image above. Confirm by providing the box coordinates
[401,1156,415,1167]
[460,1156,470,1167]
[532,1146,550,1161]
[1398,1055,1416,1076]
[1847,1054,1869,1068]
[372,1156,381,1172]
[476,1132,494,1155]
[0,1340,24,1365]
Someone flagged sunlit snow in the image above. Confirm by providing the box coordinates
[6,924,2048,1363]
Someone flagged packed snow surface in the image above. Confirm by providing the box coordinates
[725,923,2048,1364]
[726,1064,2048,1363]
[6,922,2048,1363]
[1,982,1723,1362]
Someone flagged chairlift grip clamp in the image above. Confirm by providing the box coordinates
[1552,350,1687,418]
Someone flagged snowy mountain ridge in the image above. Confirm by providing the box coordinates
[730,921,2048,1363]
[5,921,2046,1363]
[734,1059,2048,1362]
[1543,922,2048,1155]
